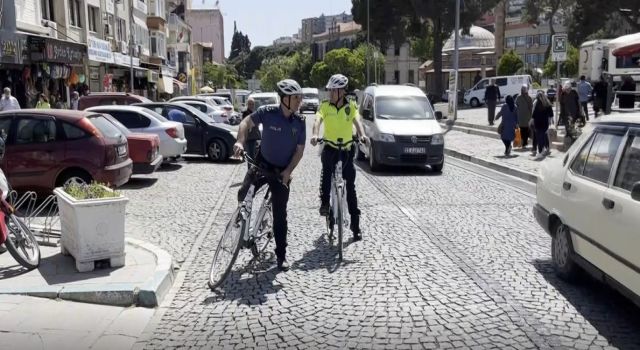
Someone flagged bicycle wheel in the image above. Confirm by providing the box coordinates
[336,187,344,261]
[4,214,40,270]
[208,207,244,290]
[250,192,273,259]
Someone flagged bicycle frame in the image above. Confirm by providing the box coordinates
[330,157,349,228]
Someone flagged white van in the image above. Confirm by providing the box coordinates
[358,85,445,172]
[463,74,534,107]
[301,87,320,113]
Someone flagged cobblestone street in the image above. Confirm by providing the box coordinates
[124,115,640,349]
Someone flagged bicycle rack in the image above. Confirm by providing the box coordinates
[8,191,61,247]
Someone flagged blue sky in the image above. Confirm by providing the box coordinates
[190,0,353,58]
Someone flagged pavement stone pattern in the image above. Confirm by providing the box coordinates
[129,115,639,349]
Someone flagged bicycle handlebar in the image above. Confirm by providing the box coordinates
[317,137,359,149]
[240,151,288,188]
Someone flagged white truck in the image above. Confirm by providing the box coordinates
[579,33,640,83]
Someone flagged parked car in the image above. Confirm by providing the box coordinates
[178,100,229,123]
[463,74,534,107]
[78,92,152,110]
[249,92,280,110]
[534,114,640,306]
[301,88,320,113]
[170,96,240,124]
[134,102,238,162]
[546,87,557,103]
[85,105,187,160]
[102,115,162,175]
[0,110,132,192]
[358,85,445,172]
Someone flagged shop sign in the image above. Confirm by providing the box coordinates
[114,52,140,67]
[0,32,27,64]
[177,72,187,83]
[87,37,114,63]
[28,36,85,64]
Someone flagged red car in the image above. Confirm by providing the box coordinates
[0,110,133,193]
[102,114,162,175]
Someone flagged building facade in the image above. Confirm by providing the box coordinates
[311,21,361,62]
[301,12,353,43]
[186,7,225,64]
[384,43,421,85]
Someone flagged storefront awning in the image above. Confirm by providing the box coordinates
[133,16,148,31]
[158,76,174,94]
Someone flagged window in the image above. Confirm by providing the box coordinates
[571,132,623,183]
[149,0,165,18]
[62,123,89,140]
[614,135,640,191]
[41,0,54,21]
[394,45,400,56]
[375,96,432,120]
[408,70,415,84]
[117,18,127,42]
[0,118,11,141]
[108,112,151,129]
[69,0,82,28]
[88,6,98,33]
[506,37,516,48]
[495,78,508,87]
[516,36,526,47]
[150,32,166,58]
[475,79,488,90]
[540,34,550,45]
[167,108,195,124]
[88,116,125,141]
[394,70,400,84]
[16,119,56,144]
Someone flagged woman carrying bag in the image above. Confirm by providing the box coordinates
[495,95,519,156]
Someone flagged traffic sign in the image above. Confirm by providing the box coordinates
[551,34,568,62]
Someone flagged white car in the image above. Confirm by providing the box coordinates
[249,92,280,110]
[178,100,230,123]
[534,114,640,306]
[463,74,535,107]
[86,105,187,159]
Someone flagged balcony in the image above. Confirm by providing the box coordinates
[168,13,189,31]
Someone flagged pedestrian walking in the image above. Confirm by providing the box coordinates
[559,82,580,138]
[577,75,593,122]
[618,76,636,109]
[495,95,518,156]
[592,75,608,117]
[485,79,501,126]
[515,84,533,149]
[70,91,79,110]
[0,88,20,111]
[241,97,261,167]
[474,72,482,86]
[35,93,50,109]
[532,91,553,159]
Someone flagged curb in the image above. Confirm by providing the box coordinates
[0,238,174,308]
[444,148,538,183]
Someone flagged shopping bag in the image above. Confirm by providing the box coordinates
[514,128,522,147]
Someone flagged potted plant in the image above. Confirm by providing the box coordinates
[54,182,129,272]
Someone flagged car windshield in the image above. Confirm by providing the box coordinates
[88,115,125,140]
[304,93,318,99]
[145,109,169,122]
[253,97,277,108]
[179,104,215,123]
[103,115,131,136]
[375,96,433,120]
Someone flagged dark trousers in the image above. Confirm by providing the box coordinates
[519,126,531,147]
[245,140,258,169]
[580,102,589,121]
[502,139,512,152]
[487,100,497,125]
[319,145,360,220]
[535,128,549,153]
[237,153,290,261]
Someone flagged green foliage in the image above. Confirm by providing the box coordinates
[229,22,251,61]
[309,44,384,90]
[64,182,120,200]
[568,0,640,45]
[497,50,524,75]
[541,44,579,78]
[202,62,242,89]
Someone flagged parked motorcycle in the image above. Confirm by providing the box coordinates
[0,138,40,269]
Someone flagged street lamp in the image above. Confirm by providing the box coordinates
[129,0,134,93]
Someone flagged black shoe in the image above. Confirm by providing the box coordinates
[277,259,290,271]
[319,203,330,216]
[350,216,361,241]
[352,232,362,242]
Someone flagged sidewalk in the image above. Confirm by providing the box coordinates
[443,129,565,183]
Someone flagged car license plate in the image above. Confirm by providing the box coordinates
[117,145,127,156]
[404,147,426,154]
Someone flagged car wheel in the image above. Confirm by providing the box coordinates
[57,170,92,188]
[552,221,580,281]
[356,144,366,161]
[431,162,444,173]
[369,144,381,172]
[207,139,227,162]
[470,98,480,108]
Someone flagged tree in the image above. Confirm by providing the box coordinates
[352,0,500,96]
[202,62,242,89]
[497,50,524,75]
[229,21,251,61]
[568,0,640,46]
[256,56,294,90]
[542,44,579,77]
[523,0,575,61]
[309,44,384,90]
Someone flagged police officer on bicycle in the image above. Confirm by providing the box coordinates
[234,79,306,271]
[311,74,368,241]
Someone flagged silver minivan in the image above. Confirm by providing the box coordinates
[357,85,445,172]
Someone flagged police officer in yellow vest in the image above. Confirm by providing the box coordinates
[311,74,369,241]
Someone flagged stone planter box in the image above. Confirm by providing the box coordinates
[54,186,129,272]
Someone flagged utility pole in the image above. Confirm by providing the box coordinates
[129,0,134,93]
[366,0,370,86]
[452,0,461,121]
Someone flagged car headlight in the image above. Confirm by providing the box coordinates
[374,133,395,142]
[431,134,444,145]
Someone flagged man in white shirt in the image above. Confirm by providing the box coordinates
[0,88,20,111]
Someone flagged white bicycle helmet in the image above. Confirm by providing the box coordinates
[326,74,349,89]
[276,79,302,97]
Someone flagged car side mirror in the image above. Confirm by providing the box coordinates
[632,182,640,202]
[361,109,372,120]
[435,111,443,120]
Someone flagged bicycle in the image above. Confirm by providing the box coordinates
[208,153,278,290]
[317,137,358,261]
